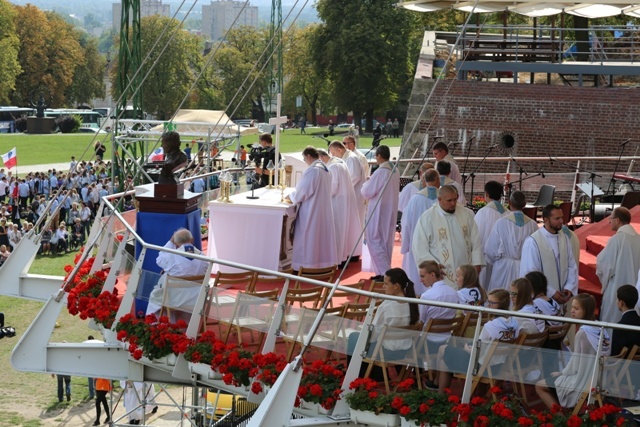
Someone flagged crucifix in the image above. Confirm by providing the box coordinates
[269,93,288,187]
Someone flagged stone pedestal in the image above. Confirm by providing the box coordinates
[26,117,55,134]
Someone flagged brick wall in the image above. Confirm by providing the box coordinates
[403,79,640,200]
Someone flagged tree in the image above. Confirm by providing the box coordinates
[111,15,203,120]
[11,5,83,106]
[313,0,419,132]
[0,0,21,104]
[283,25,332,125]
[204,26,270,120]
[67,33,106,107]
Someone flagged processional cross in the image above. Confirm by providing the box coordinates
[269,93,288,186]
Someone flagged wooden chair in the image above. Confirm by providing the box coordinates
[250,268,293,293]
[280,307,335,361]
[218,290,279,347]
[547,322,571,345]
[296,265,337,284]
[458,311,489,338]
[611,345,640,399]
[512,328,550,405]
[158,275,206,321]
[211,270,257,290]
[327,280,367,306]
[200,271,256,335]
[362,325,421,394]
[453,338,518,401]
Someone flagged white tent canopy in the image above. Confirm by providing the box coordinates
[149,109,258,138]
[398,0,640,18]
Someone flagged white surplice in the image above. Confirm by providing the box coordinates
[443,154,462,185]
[351,147,371,178]
[520,227,579,298]
[326,157,363,261]
[120,381,146,421]
[596,224,640,324]
[440,176,466,206]
[412,203,484,288]
[484,211,538,291]
[342,150,366,232]
[398,180,421,213]
[361,161,399,275]
[401,186,438,295]
[289,160,338,270]
[474,200,508,287]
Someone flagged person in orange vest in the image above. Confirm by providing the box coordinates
[93,378,112,426]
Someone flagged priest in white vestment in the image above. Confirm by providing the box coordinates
[596,207,640,324]
[401,169,440,295]
[436,161,466,206]
[330,140,366,254]
[412,185,484,288]
[318,149,362,263]
[398,162,434,213]
[520,204,578,303]
[474,181,508,287]
[287,146,338,270]
[485,191,538,291]
[433,141,462,185]
[361,145,400,278]
[343,135,370,178]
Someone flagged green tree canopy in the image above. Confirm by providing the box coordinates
[313,0,419,130]
[0,0,21,104]
[67,33,107,106]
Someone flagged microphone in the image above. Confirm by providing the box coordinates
[488,144,498,149]
[619,138,631,147]
[540,170,546,178]
[448,142,461,146]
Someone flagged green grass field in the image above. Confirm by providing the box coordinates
[0,128,401,170]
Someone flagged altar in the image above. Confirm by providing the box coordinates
[208,187,296,273]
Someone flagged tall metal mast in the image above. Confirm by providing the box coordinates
[267,0,283,119]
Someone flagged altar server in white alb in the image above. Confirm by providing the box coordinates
[287,146,338,271]
[473,180,508,287]
[520,204,578,304]
[597,207,640,324]
[484,191,538,291]
[400,168,440,295]
[361,145,399,280]
[398,162,433,213]
[436,161,466,206]
[330,139,365,258]
[318,148,362,264]
[412,184,484,288]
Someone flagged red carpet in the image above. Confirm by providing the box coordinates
[575,205,640,308]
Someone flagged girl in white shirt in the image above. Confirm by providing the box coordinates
[510,277,546,334]
[456,264,487,307]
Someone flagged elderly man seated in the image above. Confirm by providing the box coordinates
[146,228,209,319]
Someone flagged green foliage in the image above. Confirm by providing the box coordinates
[55,114,82,133]
[66,34,106,106]
[0,0,21,105]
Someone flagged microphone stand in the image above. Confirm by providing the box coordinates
[550,157,602,223]
[460,136,476,194]
[509,156,529,191]
[465,144,497,210]
[606,138,631,211]
[411,136,443,181]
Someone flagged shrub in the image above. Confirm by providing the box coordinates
[55,114,81,133]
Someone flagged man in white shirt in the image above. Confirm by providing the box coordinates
[520,204,578,304]
[596,207,640,324]
[432,141,462,185]
[343,135,370,179]
[436,161,465,206]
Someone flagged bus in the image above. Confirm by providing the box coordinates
[43,109,104,129]
[0,106,35,133]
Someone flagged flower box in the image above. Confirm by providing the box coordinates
[350,409,400,427]
[188,362,222,379]
[296,400,333,417]
[400,417,445,427]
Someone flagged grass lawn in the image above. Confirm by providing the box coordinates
[0,250,89,424]
[0,128,402,170]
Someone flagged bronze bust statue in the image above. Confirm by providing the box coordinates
[159,131,187,184]
[30,92,50,118]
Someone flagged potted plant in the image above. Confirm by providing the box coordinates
[345,377,400,427]
[115,313,190,363]
[296,360,345,414]
[184,330,226,378]
[391,379,455,426]
[210,345,256,389]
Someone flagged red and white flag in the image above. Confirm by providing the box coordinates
[1,148,17,169]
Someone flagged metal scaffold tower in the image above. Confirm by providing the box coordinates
[114,0,144,190]
[267,0,283,119]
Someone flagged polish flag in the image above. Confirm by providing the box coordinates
[148,147,164,162]
[1,148,17,169]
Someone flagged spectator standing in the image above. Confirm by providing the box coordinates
[93,378,112,425]
[52,373,71,402]
[392,118,400,137]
